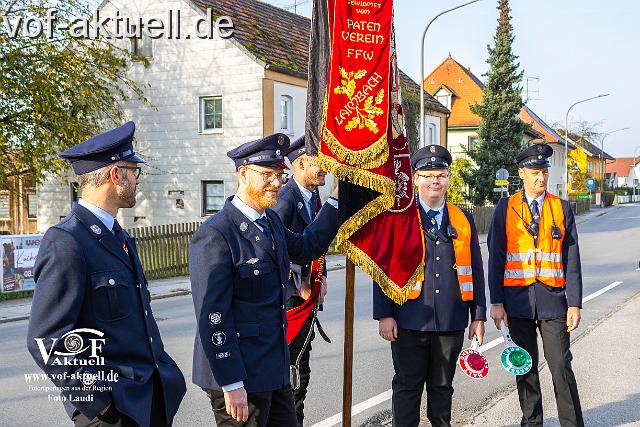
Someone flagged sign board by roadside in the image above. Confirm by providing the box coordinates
[1,234,43,293]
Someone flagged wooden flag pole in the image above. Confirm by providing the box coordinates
[342,259,355,426]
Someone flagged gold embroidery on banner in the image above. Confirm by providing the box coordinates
[334,67,385,133]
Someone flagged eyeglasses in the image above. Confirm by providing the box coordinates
[117,165,142,179]
[416,173,449,182]
[245,167,288,183]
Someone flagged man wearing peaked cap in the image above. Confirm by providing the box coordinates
[374,144,486,427]
[272,136,329,426]
[27,122,186,427]
[488,142,584,426]
[189,133,341,426]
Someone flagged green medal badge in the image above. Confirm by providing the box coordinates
[500,321,532,375]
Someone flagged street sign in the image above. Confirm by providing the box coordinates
[493,187,507,192]
[587,178,595,190]
[495,179,509,186]
[577,194,592,200]
[496,168,509,180]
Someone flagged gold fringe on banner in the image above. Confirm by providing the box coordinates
[340,240,424,305]
[322,128,389,170]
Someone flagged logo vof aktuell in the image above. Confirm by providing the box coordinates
[34,328,105,366]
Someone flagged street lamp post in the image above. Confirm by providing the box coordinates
[599,127,630,191]
[633,146,640,201]
[420,0,483,148]
[563,94,610,199]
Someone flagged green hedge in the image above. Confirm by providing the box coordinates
[602,191,615,207]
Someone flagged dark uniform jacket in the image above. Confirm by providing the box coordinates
[487,196,582,320]
[373,204,487,331]
[272,178,326,303]
[189,196,338,393]
[27,204,186,427]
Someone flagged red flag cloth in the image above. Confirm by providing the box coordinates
[286,256,325,344]
[318,1,424,304]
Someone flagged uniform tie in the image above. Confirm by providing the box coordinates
[530,200,540,223]
[426,209,440,227]
[255,216,273,244]
[309,192,320,220]
[112,219,129,255]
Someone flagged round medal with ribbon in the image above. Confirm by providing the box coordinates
[499,321,532,375]
[458,336,489,379]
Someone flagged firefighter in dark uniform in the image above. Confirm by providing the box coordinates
[27,122,186,427]
[189,133,339,427]
[373,145,486,427]
[272,136,329,426]
[488,143,584,426]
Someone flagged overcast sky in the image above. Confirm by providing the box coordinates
[264,0,639,157]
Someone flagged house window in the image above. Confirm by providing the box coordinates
[200,96,223,132]
[428,123,437,145]
[0,193,9,219]
[202,181,225,216]
[27,193,37,219]
[588,162,593,173]
[468,136,478,152]
[280,95,293,134]
[130,25,153,59]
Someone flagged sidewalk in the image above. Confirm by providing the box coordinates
[0,205,617,324]
[466,289,640,426]
[0,254,347,324]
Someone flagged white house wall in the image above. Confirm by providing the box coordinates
[37,0,265,230]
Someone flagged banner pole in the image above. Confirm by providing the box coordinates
[342,259,355,426]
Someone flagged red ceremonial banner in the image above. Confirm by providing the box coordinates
[319,0,424,304]
[286,256,325,344]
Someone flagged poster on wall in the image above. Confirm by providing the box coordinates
[1,234,43,293]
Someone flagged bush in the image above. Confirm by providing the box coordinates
[602,191,615,207]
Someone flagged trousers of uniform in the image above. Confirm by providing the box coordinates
[390,328,464,427]
[205,386,297,427]
[509,317,583,427]
[73,371,168,427]
[287,304,315,427]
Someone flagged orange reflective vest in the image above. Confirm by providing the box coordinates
[504,192,565,287]
[408,203,474,301]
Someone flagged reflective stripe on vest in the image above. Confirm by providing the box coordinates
[504,192,565,287]
[408,203,475,301]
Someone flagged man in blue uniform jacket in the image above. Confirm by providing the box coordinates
[373,145,486,427]
[190,133,339,426]
[488,143,583,426]
[27,122,186,427]
[271,136,329,426]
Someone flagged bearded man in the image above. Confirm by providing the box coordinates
[189,133,339,427]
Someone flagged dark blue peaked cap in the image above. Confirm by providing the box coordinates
[286,136,307,162]
[227,133,290,169]
[516,143,553,169]
[411,145,453,170]
[59,121,144,175]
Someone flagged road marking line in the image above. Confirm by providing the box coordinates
[311,281,624,427]
[582,281,623,303]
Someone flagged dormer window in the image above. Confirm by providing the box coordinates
[434,87,452,110]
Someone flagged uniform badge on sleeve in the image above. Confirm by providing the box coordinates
[215,352,230,359]
[212,331,227,346]
[209,312,222,325]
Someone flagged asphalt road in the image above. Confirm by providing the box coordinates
[1,204,638,426]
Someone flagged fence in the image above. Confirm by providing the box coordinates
[615,195,640,204]
[458,204,495,234]
[128,222,201,280]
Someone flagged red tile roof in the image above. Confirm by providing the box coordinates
[606,157,636,177]
[425,55,484,127]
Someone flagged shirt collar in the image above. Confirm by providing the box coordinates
[78,198,115,233]
[231,195,264,222]
[524,191,546,208]
[418,197,445,216]
[293,178,313,203]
